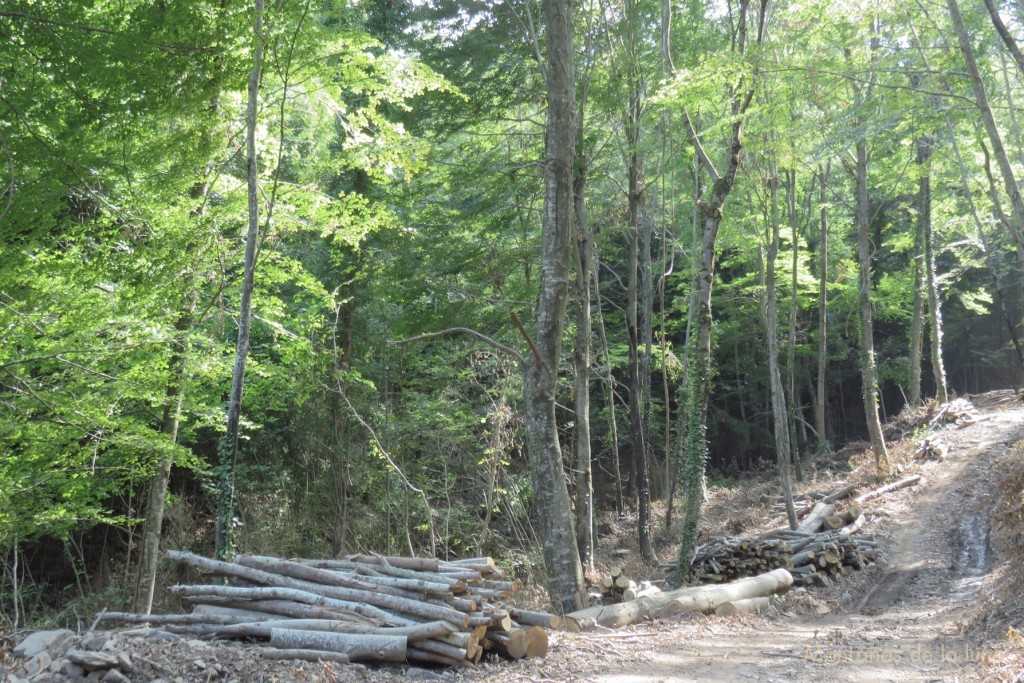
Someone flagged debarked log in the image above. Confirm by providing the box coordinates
[563,569,793,630]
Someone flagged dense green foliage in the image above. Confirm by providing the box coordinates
[2,0,1023,617]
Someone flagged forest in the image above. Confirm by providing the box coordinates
[2,0,1023,623]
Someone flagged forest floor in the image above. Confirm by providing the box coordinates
[4,391,1024,682]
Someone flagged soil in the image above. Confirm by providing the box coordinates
[4,391,1024,682]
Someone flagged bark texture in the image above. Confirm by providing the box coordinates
[523,0,586,613]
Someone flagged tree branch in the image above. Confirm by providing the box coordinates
[389,327,525,367]
[510,311,543,370]
[681,110,721,183]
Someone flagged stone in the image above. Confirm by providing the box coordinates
[66,649,120,671]
[100,670,130,683]
[79,636,109,653]
[25,651,52,676]
[404,667,447,680]
[13,630,76,660]
[63,662,87,677]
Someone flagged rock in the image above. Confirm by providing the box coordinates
[65,649,120,671]
[404,667,447,680]
[100,670,130,683]
[14,630,76,660]
[114,653,131,673]
[79,636,109,652]
[25,651,52,676]
[63,662,87,677]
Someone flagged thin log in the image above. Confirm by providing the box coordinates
[170,584,404,624]
[854,475,921,503]
[508,608,562,629]
[345,555,441,573]
[407,646,463,667]
[821,484,858,504]
[98,612,271,625]
[407,638,467,661]
[236,554,455,597]
[193,598,380,624]
[166,551,467,627]
[268,628,406,662]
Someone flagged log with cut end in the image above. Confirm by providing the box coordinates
[507,608,562,629]
[563,569,793,630]
[797,502,836,533]
[486,626,548,659]
[622,583,662,601]
[167,551,468,627]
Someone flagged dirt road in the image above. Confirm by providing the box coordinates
[530,393,1024,683]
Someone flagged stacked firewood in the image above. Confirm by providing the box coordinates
[598,566,662,603]
[679,528,876,587]
[98,551,558,666]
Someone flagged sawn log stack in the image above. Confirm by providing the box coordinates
[98,551,556,666]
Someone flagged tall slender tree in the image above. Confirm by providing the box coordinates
[521,0,587,612]
[216,0,265,558]
[671,0,767,578]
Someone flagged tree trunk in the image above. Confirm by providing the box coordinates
[764,169,798,530]
[815,164,829,451]
[134,298,195,614]
[855,127,889,475]
[627,142,657,564]
[909,193,925,408]
[572,126,594,572]
[947,0,1024,272]
[524,0,586,613]
[983,0,1024,78]
[947,119,1024,386]
[216,0,265,558]
[621,0,656,561]
[918,136,949,404]
[593,257,624,513]
[785,168,802,481]
[675,0,761,580]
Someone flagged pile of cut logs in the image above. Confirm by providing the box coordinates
[668,475,925,588]
[687,528,877,587]
[98,551,558,666]
[598,566,662,603]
